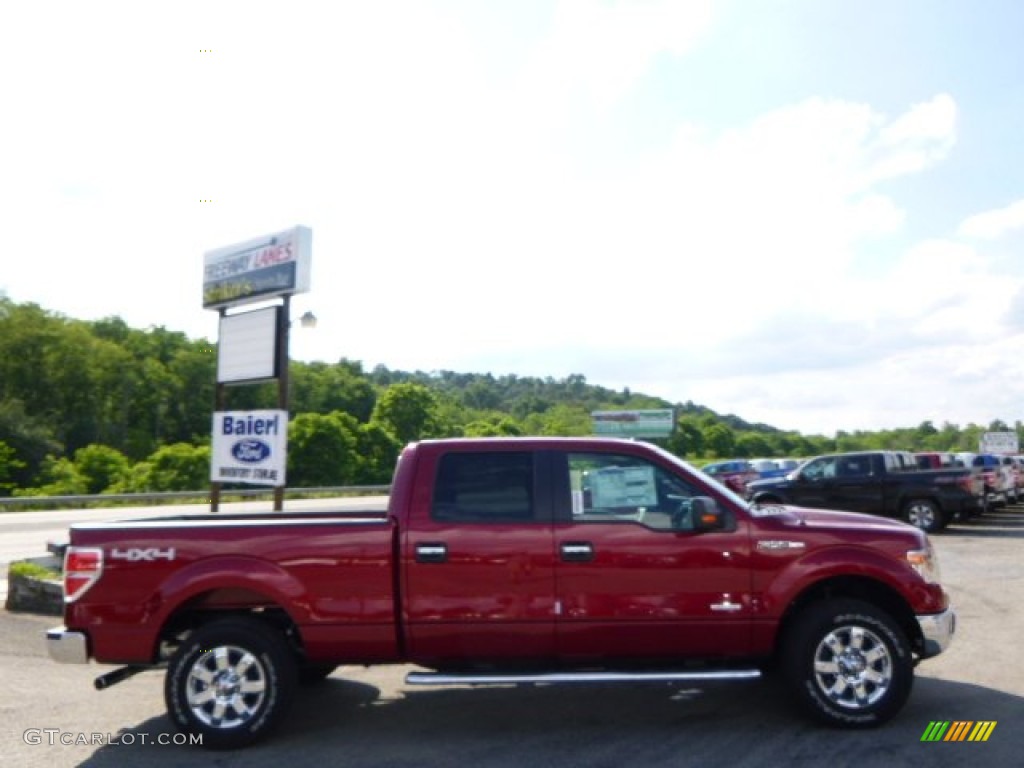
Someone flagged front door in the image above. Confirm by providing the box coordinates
[552,450,752,663]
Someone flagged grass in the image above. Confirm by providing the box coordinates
[9,561,61,580]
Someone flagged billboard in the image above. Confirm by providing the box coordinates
[217,306,280,384]
[211,410,288,486]
[203,226,312,309]
[591,409,676,438]
[980,431,1019,455]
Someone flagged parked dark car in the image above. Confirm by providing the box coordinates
[747,450,981,533]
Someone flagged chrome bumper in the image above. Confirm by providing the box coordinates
[47,627,89,664]
[917,607,956,658]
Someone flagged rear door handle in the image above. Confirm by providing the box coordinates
[560,542,594,562]
[415,543,448,563]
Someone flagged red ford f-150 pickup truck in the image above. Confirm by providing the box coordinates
[47,438,955,749]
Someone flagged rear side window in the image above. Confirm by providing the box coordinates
[431,452,535,523]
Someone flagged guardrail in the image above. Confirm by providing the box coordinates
[0,485,391,510]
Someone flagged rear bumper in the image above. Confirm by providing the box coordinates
[47,627,89,664]
[917,607,956,658]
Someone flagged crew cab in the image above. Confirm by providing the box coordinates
[47,438,955,748]
[747,450,981,533]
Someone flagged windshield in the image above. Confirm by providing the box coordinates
[646,443,750,508]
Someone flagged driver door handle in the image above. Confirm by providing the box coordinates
[560,542,594,562]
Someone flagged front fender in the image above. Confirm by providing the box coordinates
[758,544,942,618]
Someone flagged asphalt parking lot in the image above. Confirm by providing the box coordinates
[2,503,1022,768]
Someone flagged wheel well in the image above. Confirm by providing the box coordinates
[754,493,784,505]
[155,588,305,663]
[900,496,939,511]
[775,576,924,658]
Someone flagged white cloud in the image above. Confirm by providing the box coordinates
[2,3,1018,436]
[958,199,1024,240]
[525,0,714,111]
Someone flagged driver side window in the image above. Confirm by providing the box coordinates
[802,457,837,481]
[567,452,701,531]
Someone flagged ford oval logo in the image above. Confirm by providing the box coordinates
[232,439,271,463]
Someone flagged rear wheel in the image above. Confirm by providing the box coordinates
[782,599,913,728]
[165,617,297,750]
[903,499,946,533]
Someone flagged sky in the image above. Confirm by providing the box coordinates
[2,0,1024,436]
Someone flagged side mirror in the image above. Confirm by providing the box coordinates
[691,496,733,532]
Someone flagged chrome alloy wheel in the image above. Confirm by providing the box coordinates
[185,645,268,729]
[906,502,936,529]
[811,624,893,710]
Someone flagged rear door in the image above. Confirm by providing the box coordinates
[551,449,752,662]
[402,448,557,663]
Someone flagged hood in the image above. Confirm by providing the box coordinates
[751,503,920,536]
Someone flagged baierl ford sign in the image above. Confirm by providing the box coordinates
[211,410,288,486]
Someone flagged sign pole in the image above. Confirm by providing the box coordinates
[210,308,227,513]
[273,295,291,511]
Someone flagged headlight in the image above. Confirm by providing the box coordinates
[906,545,942,585]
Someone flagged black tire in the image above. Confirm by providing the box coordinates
[782,599,913,728]
[298,663,338,684]
[902,498,946,533]
[165,617,297,750]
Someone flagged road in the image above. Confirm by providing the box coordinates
[2,503,1022,767]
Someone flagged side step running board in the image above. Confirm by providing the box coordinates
[406,669,761,686]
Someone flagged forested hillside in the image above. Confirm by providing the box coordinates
[0,298,1017,496]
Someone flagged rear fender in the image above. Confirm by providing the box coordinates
[152,555,311,630]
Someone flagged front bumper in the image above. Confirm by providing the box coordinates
[917,607,956,658]
[47,627,89,664]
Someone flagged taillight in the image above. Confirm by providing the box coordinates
[64,547,103,603]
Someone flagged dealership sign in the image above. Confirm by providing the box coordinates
[592,409,676,438]
[211,410,288,486]
[203,226,312,309]
[980,431,1019,455]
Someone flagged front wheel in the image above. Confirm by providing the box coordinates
[165,617,297,750]
[782,599,913,728]
[903,498,946,533]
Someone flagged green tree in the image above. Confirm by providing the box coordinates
[702,423,736,458]
[113,443,211,492]
[666,416,705,458]
[0,398,60,488]
[463,416,523,437]
[521,403,592,436]
[15,455,87,496]
[0,440,25,493]
[372,383,442,444]
[290,359,376,422]
[73,444,131,494]
[353,422,401,484]
[735,432,772,458]
[287,412,360,486]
